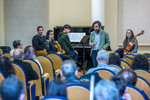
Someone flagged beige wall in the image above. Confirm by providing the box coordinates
[0,0,5,45]
[49,0,92,29]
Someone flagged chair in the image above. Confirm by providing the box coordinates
[135,76,150,99]
[123,56,133,67]
[108,64,123,71]
[120,60,131,68]
[93,69,115,80]
[134,69,150,84]
[12,63,36,100]
[0,46,11,54]
[67,84,90,100]
[127,85,148,100]
[2,53,11,58]
[0,70,5,83]
[47,53,63,71]
[9,56,14,61]
[40,96,69,100]
[36,56,54,82]
[124,54,135,59]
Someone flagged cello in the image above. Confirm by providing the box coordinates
[123,30,144,54]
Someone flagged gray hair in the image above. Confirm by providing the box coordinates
[13,49,23,60]
[61,60,77,78]
[97,50,109,63]
[95,80,119,100]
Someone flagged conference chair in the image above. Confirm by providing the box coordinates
[67,84,90,100]
[120,60,131,68]
[135,76,150,99]
[0,70,5,83]
[93,68,116,80]
[2,53,11,58]
[127,85,148,100]
[12,63,36,100]
[134,69,150,84]
[124,54,135,59]
[108,64,123,71]
[36,56,54,82]
[123,56,133,67]
[9,56,14,61]
[40,96,69,100]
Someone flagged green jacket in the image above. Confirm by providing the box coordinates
[57,32,74,54]
[89,30,110,55]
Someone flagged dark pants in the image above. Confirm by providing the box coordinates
[70,50,78,61]
[92,50,98,67]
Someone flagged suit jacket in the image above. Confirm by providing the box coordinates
[89,30,110,55]
[13,60,39,82]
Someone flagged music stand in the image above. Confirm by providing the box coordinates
[78,35,90,74]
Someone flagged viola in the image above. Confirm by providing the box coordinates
[124,30,144,54]
[55,43,65,54]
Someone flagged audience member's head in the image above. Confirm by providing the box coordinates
[108,53,121,65]
[95,80,119,100]
[96,50,109,64]
[61,60,78,79]
[13,49,24,60]
[47,78,67,97]
[24,45,35,59]
[63,24,71,33]
[46,30,53,40]
[13,40,23,49]
[0,56,15,77]
[0,75,25,100]
[115,48,124,59]
[117,68,137,86]
[132,54,149,70]
[110,75,126,97]
[37,26,44,35]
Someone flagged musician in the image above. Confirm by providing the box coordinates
[123,29,138,54]
[32,26,47,55]
[57,24,78,61]
[89,21,110,67]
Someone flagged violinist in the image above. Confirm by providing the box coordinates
[45,30,62,54]
[123,29,138,54]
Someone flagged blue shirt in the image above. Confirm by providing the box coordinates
[93,30,101,50]
[87,64,119,74]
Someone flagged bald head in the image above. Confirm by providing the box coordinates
[13,49,23,60]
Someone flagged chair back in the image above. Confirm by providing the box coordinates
[134,69,150,84]
[120,60,131,68]
[36,56,54,82]
[9,56,14,61]
[94,69,115,80]
[123,56,133,67]
[135,76,150,99]
[24,59,42,96]
[108,64,123,71]
[41,96,69,100]
[0,46,11,54]
[2,53,11,58]
[127,85,148,100]
[0,70,5,83]
[12,63,28,100]
[124,54,135,59]
[47,53,63,71]
[67,84,90,100]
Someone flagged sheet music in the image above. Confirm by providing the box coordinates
[68,32,86,42]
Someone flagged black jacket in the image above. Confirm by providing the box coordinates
[32,34,46,50]
[13,60,39,82]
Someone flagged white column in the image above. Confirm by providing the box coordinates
[92,0,105,25]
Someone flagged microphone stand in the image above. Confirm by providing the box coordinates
[82,42,85,74]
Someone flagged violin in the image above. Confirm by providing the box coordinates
[124,30,144,54]
[55,43,65,54]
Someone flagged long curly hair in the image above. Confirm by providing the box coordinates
[123,29,135,46]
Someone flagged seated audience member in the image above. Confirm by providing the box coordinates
[108,53,121,65]
[32,26,47,55]
[87,50,119,74]
[132,54,149,70]
[117,68,137,86]
[0,56,15,77]
[13,49,39,82]
[60,60,80,85]
[115,48,124,59]
[24,45,43,74]
[0,75,25,100]
[47,78,67,97]
[10,40,23,56]
[110,75,131,100]
[94,80,119,100]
